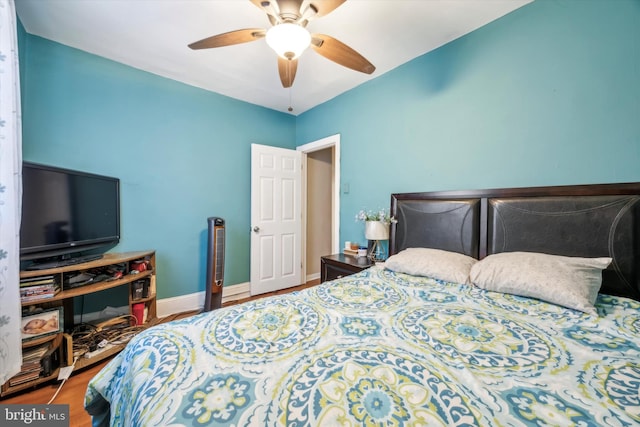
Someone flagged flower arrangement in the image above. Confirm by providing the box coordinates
[355,208,396,225]
[356,208,396,261]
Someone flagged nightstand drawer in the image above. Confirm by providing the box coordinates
[321,254,373,282]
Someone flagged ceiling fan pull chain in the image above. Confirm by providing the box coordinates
[287,59,293,112]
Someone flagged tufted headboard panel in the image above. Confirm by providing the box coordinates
[487,195,640,299]
[390,183,640,301]
[391,198,480,258]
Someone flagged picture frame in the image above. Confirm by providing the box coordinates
[21,307,63,341]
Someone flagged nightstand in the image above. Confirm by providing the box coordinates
[320,254,374,282]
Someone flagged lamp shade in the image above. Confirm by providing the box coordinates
[365,221,389,240]
[265,23,311,60]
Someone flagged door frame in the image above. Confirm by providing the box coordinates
[297,133,341,282]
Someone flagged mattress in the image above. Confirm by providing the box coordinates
[85,265,640,426]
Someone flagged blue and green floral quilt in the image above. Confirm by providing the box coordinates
[85,266,640,426]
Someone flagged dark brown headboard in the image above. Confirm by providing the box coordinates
[390,183,640,301]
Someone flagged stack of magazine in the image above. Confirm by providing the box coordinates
[8,344,46,386]
[20,275,60,303]
[8,338,61,386]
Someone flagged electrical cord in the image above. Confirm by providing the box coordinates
[45,314,146,403]
[47,356,78,404]
[71,315,144,358]
[48,315,145,403]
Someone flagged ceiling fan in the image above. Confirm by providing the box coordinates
[188,0,376,89]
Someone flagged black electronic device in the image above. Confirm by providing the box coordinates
[203,217,225,312]
[20,162,120,266]
[40,343,60,377]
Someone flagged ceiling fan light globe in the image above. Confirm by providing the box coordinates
[266,23,311,60]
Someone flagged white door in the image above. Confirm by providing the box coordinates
[250,144,302,295]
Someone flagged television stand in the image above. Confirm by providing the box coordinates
[26,254,104,271]
[2,250,157,398]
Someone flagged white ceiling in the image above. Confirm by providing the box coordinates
[15,0,532,115]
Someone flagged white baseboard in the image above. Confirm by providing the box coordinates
[221,282,251,303]
[306,272,320,282]
[156,291,205,318]
[156,282,251,318]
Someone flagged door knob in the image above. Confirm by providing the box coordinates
[253,226,260,232]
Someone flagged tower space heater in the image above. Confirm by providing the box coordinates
[204,217,225,312]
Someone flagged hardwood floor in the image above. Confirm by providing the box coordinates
[1,280,319,427]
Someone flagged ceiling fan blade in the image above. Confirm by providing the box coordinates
[311,34,375,74]
[308,0,346,17]
[188,29,266,50]
[277,57,298,88]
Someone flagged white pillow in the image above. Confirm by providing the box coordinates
[383,248,477,284]
[470,251,612,315]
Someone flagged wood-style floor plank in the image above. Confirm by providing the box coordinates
[1,280,317,427]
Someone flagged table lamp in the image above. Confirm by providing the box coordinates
[365,221,389,261]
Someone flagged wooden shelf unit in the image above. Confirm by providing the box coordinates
[1,250,157,398]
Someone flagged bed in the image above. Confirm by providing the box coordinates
[85,182,640,426]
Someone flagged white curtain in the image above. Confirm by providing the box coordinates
[0,0,23,384]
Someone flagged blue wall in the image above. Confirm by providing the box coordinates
[19,0,639,304]
[297,0,640,245]
[19,34,296,302]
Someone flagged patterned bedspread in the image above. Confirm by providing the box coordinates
[85,266,640,426]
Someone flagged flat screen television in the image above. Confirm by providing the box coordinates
[20,162,120,268]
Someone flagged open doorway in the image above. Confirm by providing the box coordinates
[298,134,340,283]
